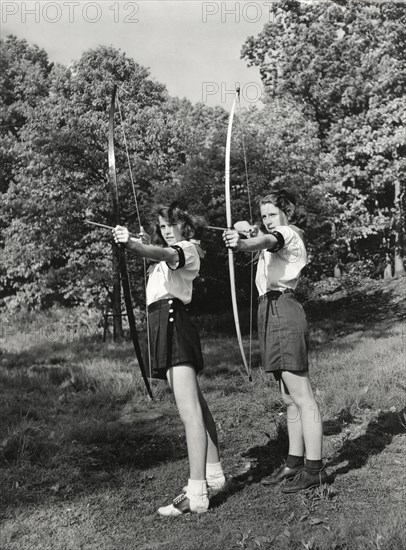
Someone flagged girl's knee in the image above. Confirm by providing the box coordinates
[290,397,320,422]
[288,392,312,409]
[280,380,313,408]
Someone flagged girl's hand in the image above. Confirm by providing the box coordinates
[234,221,258,238]
[137,226,151,245]
[113,225,129,244]
[223,228,240,249]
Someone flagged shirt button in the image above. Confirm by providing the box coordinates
[169,318,174,322]
[169,309,174,313]
[168,299,173,304]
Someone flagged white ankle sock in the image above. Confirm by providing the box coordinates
[186,479,209,512]
[206,462,226,489]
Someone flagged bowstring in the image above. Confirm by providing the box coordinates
[236,94,254,380]
[116,90,153,382]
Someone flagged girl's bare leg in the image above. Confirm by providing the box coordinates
[197,386,220,464]
[166,365,207,480]
[158,365,209,516]
[281,371,322,460]
[279,378,305,457]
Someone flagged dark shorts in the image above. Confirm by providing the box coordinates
[257,290,309,375]
[146,298,204,380]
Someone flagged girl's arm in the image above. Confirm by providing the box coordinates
[223,229,279,252]
[126,238,178,262]
[113,226,179,263]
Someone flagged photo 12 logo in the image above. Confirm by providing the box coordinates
[201,2,275,24]
[202,82,263,104]
[1,1,140,24]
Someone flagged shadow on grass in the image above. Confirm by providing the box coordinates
[0,411,187,469]
[210,419,290,510]
[327,407,406,477]
[306,278,406,347]
[0,353,190,511]
[0,409,191,512]
[67,417,187,470]
[323,408,355,436]
[231,407,406,488]
[209,406,359,509]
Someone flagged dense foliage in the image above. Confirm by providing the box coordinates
[0,0,405,313]
[241,0,406,277]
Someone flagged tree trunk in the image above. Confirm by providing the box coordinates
[394,177,406,277]
[111,242,124,341]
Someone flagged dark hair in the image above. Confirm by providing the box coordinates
[259,189,307,230]
[152,201,205,246]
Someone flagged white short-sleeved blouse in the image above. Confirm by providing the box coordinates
[146,240,200,305]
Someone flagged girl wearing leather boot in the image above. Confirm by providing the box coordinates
[223,190,327,493]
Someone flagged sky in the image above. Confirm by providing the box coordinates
[0,0,275,108]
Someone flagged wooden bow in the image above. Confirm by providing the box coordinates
[225,88,252,381]
[107,85,153,398]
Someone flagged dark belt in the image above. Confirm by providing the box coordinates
[258,289,294,303]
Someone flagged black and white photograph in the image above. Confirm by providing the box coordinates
[1,1,405,549]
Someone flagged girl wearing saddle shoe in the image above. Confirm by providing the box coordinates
[223,189,327,493]
[113,202,225,516]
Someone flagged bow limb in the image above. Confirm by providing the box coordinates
[108,85,153,399]
[225,89,252,381]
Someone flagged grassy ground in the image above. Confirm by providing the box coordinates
[0,279,405,550]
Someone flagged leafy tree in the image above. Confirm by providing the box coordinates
[241,0,406,275]
[1,46,170,312]
[0,36,52,192]
[327,96,406,275]
[156,97,330,308]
